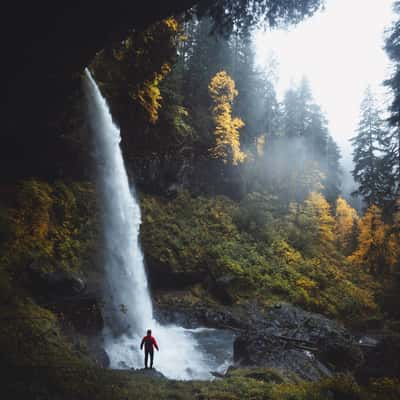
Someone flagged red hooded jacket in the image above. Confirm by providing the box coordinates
[140,335,159,352]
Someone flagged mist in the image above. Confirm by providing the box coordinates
[253,0,394,201]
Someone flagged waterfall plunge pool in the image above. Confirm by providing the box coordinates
[105,326,237,381]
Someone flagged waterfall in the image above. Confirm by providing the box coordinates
[83,69,232,380]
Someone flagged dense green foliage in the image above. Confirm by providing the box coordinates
[1,180,395,399]
[141,191,378,319]
[0,180,384,322]
[0,181,102,398]
[0,180,99,275]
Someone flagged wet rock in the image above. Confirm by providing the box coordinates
[87,337,110,367]
[130,368,167,380]
[154,302,245,330]
[28,262,86,297]
[156,300,368,381]
[318,337,363,372]
[233,304,360,381]
[155,298,265,331]
[261,303,350,342]
[147,258,207,291]
[59,294,104,335]
[211,371,225,378]
[233,332,331,381]
[356,333,400,383]
[209,274,236,305]
[27,262,104,335]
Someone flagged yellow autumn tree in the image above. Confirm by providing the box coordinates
[94,17,182,124]
[348,205,398,274]
[335,197,358,254]
[287,192,336,256]
[135,18,181,124]
[303,192,336,246]
[136,62,171,124]
[208,71,246,165]
[388,197,400,269]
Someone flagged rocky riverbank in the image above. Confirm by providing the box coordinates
[19,251,400,384]
[155,296,400,383]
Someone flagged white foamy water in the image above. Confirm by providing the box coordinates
[83,69,233,380]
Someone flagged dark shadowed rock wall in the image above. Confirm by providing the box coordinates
[0,1,198,181]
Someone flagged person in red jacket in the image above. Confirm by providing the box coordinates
[140,329,159,369]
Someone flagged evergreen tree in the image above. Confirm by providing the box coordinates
[322,136,342,203]
[183,18,232,145]
[384,1,400,207]
[282,86,303,138]
[267,78,341,203]
[351,87,392,208]
[196,0,322,36]
[230,33,265,150]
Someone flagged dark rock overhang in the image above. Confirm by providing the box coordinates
[1,1,199,122]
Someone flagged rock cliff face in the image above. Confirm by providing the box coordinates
[27,262,107,365]
[233,304,363,381]
[1,1,197,182]
[128,154,247,199]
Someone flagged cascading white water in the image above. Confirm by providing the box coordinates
[83,69,233,380]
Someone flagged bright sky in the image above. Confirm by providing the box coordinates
[254,0,395,193]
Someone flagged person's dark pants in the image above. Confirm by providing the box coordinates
[144,349,154,368]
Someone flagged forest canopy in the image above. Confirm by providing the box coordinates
[195,0,324,35]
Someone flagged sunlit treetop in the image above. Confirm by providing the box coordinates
[195,0,324,36]
[208,71,246,165]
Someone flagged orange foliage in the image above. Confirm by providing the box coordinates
[304,192,336,245]
[335,197,358,254]
[348,205,398,274]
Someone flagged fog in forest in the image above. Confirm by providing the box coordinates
[254,0,394,201]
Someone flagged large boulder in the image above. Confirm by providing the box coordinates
[260,303,351,342]
[87,337,110,368]
[146,257,207,291]
[233,332,331,381]
[27,262,104,335]
[356,333,400,383]
[28,262,86,297]
[233,304,362,381]
[318,336,363,372]
[154,296,262,330]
